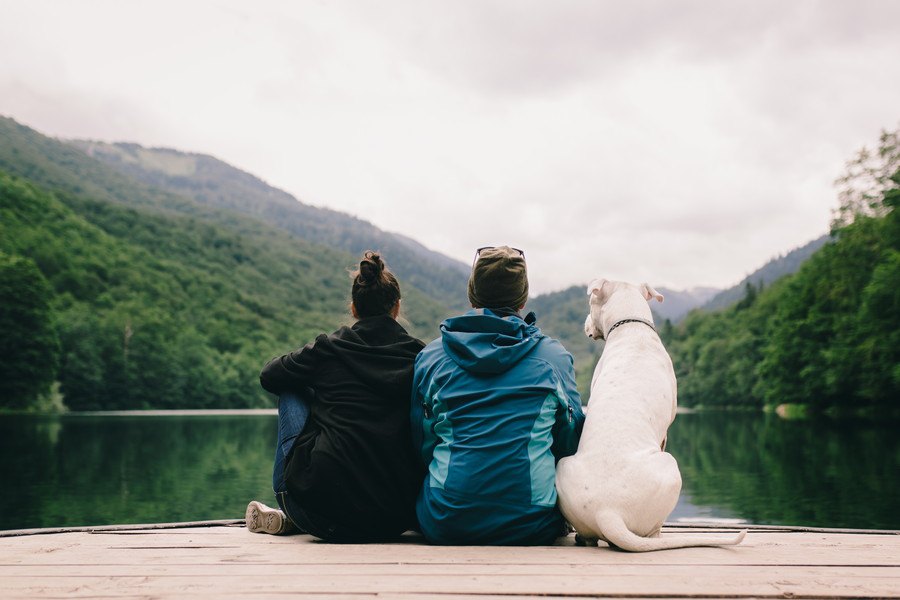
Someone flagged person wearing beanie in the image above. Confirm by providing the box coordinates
[411,246,586,545]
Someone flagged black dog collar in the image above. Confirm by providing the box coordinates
[605,318,657,339]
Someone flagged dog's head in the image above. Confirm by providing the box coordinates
[584,278,664,340]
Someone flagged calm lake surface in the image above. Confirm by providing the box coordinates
[1,411,897,531]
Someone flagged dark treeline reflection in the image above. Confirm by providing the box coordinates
[668,412,899,530]
[1,412,898,531]
[0,415,277,530]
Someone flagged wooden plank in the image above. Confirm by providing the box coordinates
[2,563,899,577]
[1,567,898,598]
[1,530,897,567]
[0,526,897,599]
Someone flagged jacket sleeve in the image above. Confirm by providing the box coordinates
[551,352,585,461]
[259,336,323,395]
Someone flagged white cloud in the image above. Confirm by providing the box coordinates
[1,0,898,294]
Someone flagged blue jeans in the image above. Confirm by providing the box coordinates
[272,390,310,495]
[272,390,353,541]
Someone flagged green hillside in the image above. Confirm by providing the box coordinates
[67,140,471,311]
[663,160,899,414]
[0,117,453,411]
[0,116,454,333]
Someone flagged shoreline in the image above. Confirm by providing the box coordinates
[0,408,278,417]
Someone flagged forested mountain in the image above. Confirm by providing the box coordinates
[0,116,453,411]
[700,235,830,313]
[663,128,899,414]
[67,140,470,311]
[0,118,456,329]
[4,112,895,416]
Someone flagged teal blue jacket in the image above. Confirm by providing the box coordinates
[411,309,585,545]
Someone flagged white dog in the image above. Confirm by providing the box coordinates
[556,279,746,551]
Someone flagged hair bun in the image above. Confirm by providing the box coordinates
[358,251,384,284]
[351,250,401,317]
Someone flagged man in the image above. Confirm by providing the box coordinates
[411,246,585,545]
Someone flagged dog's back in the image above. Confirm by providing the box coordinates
[556,279,746,551]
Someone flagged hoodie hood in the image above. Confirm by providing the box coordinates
[440,309,543,374]
[326,315,425,396]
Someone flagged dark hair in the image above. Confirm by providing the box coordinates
[351,251,401,318]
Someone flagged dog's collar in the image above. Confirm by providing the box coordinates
[605,318,657,339]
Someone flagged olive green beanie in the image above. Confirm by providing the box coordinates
[467,246,529,309]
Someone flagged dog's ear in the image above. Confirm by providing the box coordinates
[641,283,664,303]
[587,278,608,300]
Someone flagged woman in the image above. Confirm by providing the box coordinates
[410,246,584,545]
[247,251,425,542]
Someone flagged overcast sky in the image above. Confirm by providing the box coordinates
[1,1,898,294]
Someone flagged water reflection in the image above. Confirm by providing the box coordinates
[0,412,897,531]
[0,414,277,530]
[668,412,899,529]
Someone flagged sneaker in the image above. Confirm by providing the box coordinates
[245,500,294,535]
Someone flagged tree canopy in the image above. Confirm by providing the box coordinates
[0,252,59,408]
[664,127,900,415]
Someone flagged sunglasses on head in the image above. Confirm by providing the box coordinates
[473,246,525,266]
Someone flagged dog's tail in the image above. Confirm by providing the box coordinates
[595,510,747,552]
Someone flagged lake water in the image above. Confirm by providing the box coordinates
[1,411,897,531]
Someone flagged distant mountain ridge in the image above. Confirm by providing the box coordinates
[0,116,454,335]
[655,286,720,322]
[68,140,471,310]
[701,235,831,313]
[19,127,828,323]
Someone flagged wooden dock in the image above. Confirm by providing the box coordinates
[1,522,897,598]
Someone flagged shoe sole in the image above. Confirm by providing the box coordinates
[245,501,284,535]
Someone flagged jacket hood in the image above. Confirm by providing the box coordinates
[440,309,543,374]
[326,315,424,396]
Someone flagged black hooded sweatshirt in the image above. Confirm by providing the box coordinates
[260,315,425,540]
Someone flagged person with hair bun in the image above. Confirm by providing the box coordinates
[247,251,425,542]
